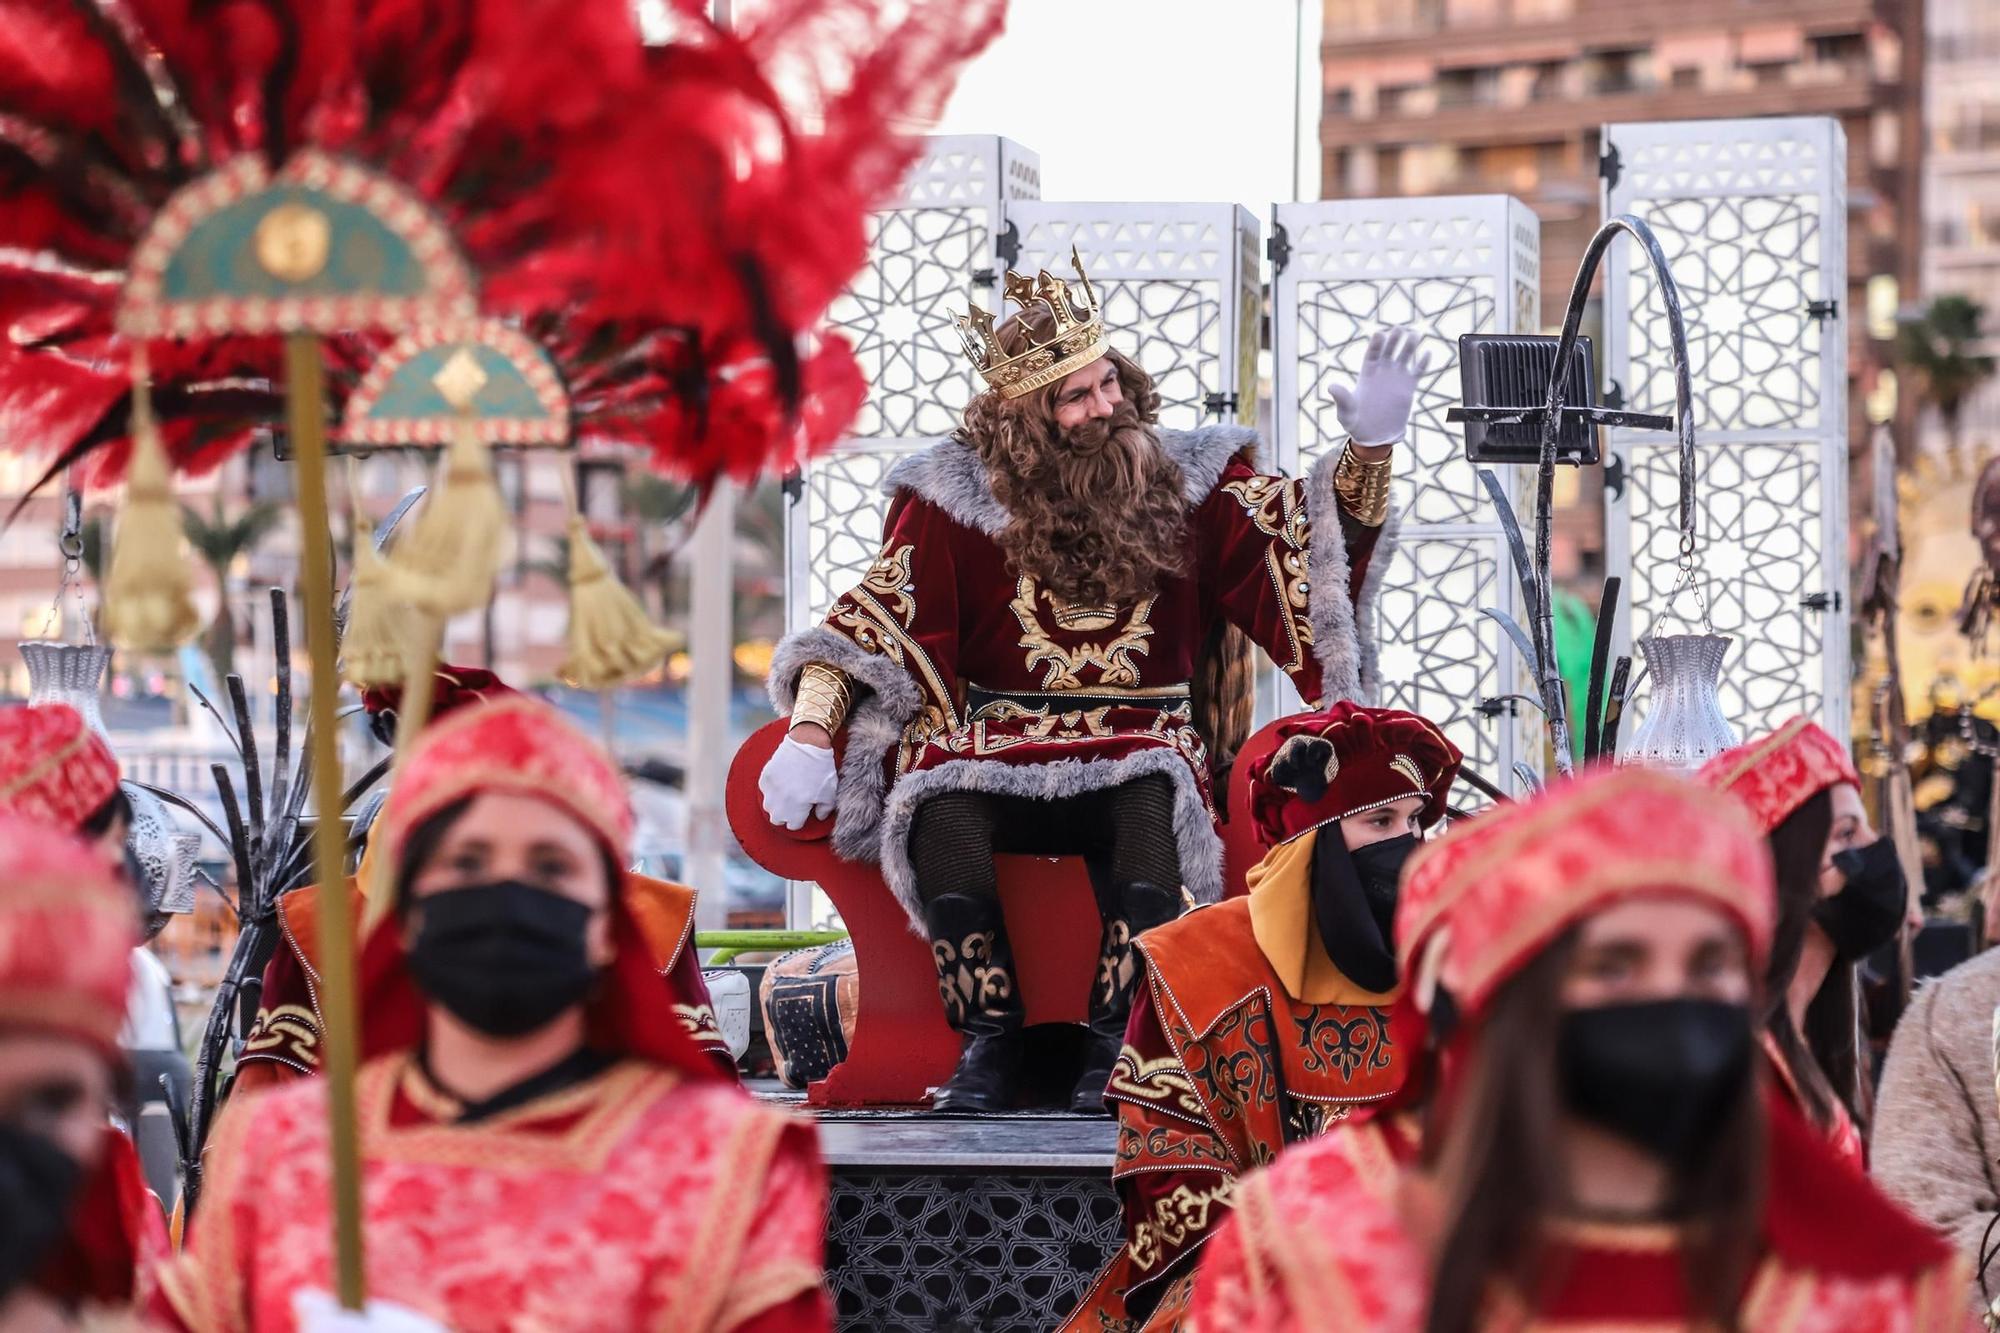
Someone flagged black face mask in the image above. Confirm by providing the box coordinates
[1816,837,1907,962]
[1558,999,1753,1166]
[1310,830,1408,994]
[1349,833,1419,937]
[404,881,602,1038]
[0,1122,82,1299]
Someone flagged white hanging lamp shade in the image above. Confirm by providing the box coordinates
[20,640,114,738]
[1619,632,1739,770]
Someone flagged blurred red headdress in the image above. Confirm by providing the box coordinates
[0,0,1003,489]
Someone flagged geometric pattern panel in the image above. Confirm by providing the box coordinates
[1603,118,1849,742]
[799,445,910,629]
[831,206,988,439]
[1371,533,1509,784]
[1289,275,1495,525]
[1014,205,1259,431]
[825,136,1041,444]
[1271,197,1541,791]
[1625,441,1827,740]
[1618,193,1824,436]
[827,1171,1121,1333]
[1272,196,1540,480]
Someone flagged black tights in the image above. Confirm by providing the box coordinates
[908,774,1184,907]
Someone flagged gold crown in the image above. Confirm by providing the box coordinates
[955,246,1110,399]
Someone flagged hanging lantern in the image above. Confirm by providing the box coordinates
[1620,633,1739,770]
[125,782,200,939]
[20,641,114,738]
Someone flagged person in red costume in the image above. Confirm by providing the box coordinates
[1188,768,1965,1332]
[1064,702,1461,1331]
[152,696,829,1332]
[1699,717,1904,1168]
[0,706,166,1326]
[235,666,732,1093]
[0,813,164,1331]
[761,247,1430,1112]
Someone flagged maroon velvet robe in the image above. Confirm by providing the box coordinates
[768,425,1390,923]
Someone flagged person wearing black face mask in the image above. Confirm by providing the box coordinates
[0,813,166,1329]
[1062,704,1460,1333]
[1187,768,1963,1333]
[1700,717,1902,1168]
[152,698,831,1333]
[234,666,736,1099]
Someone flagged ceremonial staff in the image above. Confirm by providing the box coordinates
[114,156,483,1305]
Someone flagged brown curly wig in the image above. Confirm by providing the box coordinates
[957,309,1188,608]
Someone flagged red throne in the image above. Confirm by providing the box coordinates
[726,718,1291,1106]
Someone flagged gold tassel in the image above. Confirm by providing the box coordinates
[388,412,509,617]
[102,360,200,653]
[338,462,415,689]
[557,511,679,690]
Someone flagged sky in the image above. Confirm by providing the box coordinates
[929,0,1316,210]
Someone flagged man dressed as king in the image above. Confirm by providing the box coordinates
[759,248,1428,1113]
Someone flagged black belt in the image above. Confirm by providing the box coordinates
[965,683,1192,716]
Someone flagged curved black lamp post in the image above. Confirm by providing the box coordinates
[1449,213,1699,780]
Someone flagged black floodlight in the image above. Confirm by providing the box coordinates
[1450,334,1672,466]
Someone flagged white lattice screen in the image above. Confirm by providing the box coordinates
[1270,196,1544,795]
[1600,118,1851,744]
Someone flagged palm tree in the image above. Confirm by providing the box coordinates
[1897,295,1997,472]
[182,496,283,687]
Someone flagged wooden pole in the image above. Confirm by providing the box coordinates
[286,332,366,1309]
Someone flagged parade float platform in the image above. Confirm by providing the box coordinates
[794,1099,1122,1333]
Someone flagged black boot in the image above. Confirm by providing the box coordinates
[1071,881,1181,1114]
[925,891,1025,1112]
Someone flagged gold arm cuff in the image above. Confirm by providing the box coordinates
[791,662,853,734]
[1331,442,1393,528]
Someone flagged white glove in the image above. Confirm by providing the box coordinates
[1327,326,1432,447]
[759,734,839,830]
[292,1292,452,1333]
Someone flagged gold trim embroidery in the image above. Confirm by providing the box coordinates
[1127,1177,1238,1273]
[1010,574,1156,690]
[933,929,1012,1026]
[240,1002,322,1058]
[827,544,961,728]
[1226,474,1315,675]
[1223,474,1310,547]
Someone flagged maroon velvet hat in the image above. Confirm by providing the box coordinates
[1249,702,1463,848]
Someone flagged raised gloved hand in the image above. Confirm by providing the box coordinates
[759,733,839,830]
[1327,327,1432,448]
[292,1292,452,1333]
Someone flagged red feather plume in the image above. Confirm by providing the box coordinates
[0,0,1004,491]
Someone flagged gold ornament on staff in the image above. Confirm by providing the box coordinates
[101,349,201,653]
[557,468,678,691]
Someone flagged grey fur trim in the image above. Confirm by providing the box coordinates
[1305,449,1364,705]
[876,749,1225,932]
[765,627,923,864]
[878,425,1262,536]
[1356,506,1402,703]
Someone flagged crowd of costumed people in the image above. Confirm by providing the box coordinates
[0,1,1994,1332]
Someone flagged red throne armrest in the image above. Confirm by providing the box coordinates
[726,715,1295,1106]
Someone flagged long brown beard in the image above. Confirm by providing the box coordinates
[980,399,1188,607]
